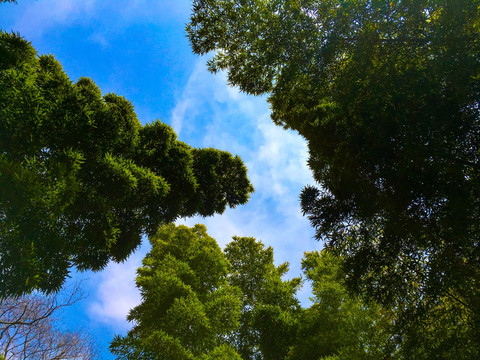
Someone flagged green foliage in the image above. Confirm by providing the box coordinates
[288,250,393,360]
[187,0,480,349]
[0,32,254,297]
[113,225,394,360]
[222,236,301,360]
[394,291,479,359]
[198,345,243,360]
[224,236,301,360]
[109,224,242,360]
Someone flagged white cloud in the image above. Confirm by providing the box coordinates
[86,248,147,330]
[171,98,192,135]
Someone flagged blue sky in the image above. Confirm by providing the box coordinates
[1,1,320,358]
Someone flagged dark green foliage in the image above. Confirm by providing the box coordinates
[288,250,393,360]
[187,0,480,346]
[393,291,479,359]
[110,224,242,360]
[0,32,254,297]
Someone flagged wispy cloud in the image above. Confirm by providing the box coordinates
[172,58,320,295]
[8,0,191,42]
[73,56,318,328]
[9,0,96,38]
[86,247,147,330]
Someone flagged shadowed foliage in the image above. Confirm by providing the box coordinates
[187,0,480,349]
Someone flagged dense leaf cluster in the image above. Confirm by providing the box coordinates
[187,0,480,339]
[0,32,253,297]
[111,224,393,360]
[224,236,301,360]
[110,224,243,360]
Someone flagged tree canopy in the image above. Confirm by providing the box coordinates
[288,250,392,360]
[187,0,480,326]
[110,224,242,360]
[0,31,254,297]
[224,236,301,360]
[112,224,395,360]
